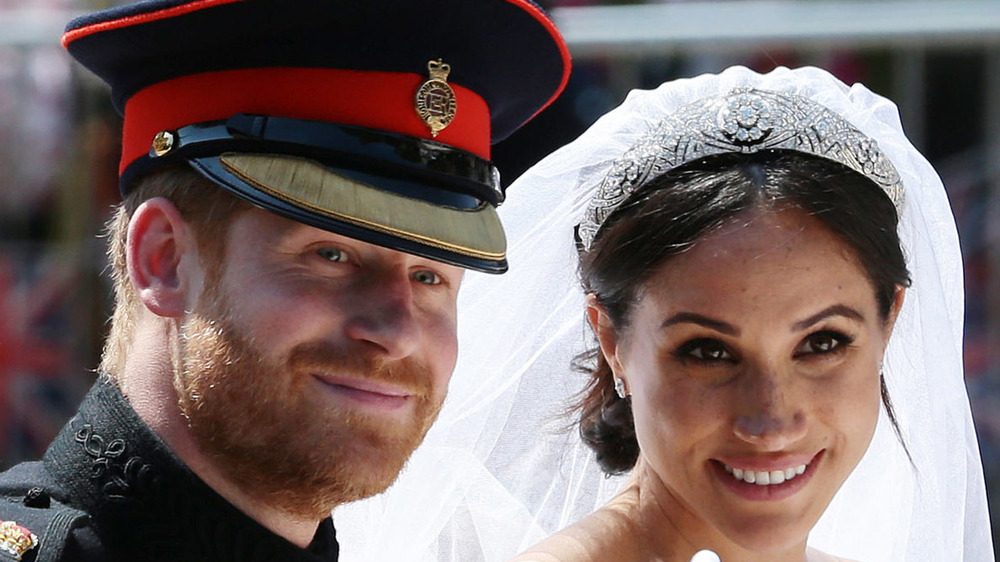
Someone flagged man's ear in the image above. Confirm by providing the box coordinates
[585,294,625,377]
[127,197,203,318]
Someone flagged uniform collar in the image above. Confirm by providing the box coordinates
[43,379,339,561]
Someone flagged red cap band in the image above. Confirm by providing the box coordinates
[121,67,491,175]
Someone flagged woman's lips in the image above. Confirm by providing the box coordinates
[713,450,825,501]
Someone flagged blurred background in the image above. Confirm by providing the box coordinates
[1,0,998,555]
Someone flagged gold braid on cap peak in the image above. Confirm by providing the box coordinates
[577,88,905,250]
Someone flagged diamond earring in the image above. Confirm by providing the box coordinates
[613,377,628,399]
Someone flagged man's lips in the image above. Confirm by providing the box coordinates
[312,374,413,409]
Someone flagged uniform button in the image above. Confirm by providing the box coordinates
[23,487,50,509]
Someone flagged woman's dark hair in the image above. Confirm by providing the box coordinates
[575,150,911,475]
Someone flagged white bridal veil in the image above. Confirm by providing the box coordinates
[334,66,994,561]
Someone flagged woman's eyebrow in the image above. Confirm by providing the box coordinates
[661,312,738,336]
[792,304,865,331]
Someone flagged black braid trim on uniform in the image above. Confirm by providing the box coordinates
[43,380,338,562]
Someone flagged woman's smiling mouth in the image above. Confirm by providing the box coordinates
[713,451,825,500]
[723,463,806,485]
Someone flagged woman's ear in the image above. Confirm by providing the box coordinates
[586,294,625,377]
[882,285,906,344]
[127,197,202,318]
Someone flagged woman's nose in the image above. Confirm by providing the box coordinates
[732,369,807,450]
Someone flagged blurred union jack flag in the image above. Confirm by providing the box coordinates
[0,247,90,468]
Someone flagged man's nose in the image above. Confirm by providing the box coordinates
[732,366,807,451]
[343,268,420,360]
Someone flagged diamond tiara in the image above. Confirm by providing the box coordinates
[577,88,905,250]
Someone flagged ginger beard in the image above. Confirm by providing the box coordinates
[174,282,445,519]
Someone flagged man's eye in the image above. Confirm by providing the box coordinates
[317,247,350,263]
[412,270,441,285]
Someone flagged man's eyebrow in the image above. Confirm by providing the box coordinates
[661,312,739,336]
[792,304,865,331]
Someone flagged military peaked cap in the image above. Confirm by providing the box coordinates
[63,0,571,272]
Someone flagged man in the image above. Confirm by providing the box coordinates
[0,0,570,560]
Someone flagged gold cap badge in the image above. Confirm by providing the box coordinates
[0,521,38,561]
[415,59,457,137]
[152,130,176,156]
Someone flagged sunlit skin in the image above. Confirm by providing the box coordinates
[213,205,462,424]
[513,206,902,562]
[121,199,463,546]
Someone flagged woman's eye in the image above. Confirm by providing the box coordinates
[317,247,350,263]
[412,270,441,285]
[692,344,731,361]
[677,339,732,362]
[798,331,852,355]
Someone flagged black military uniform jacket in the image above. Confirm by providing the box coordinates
[0,380,340,561]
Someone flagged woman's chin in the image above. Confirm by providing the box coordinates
[715,515,816,558]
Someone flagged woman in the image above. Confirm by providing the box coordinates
[333,67,992,561]
[514,91,908,561]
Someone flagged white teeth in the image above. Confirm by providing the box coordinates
[769,470,785,485]
[724,463,809,486]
